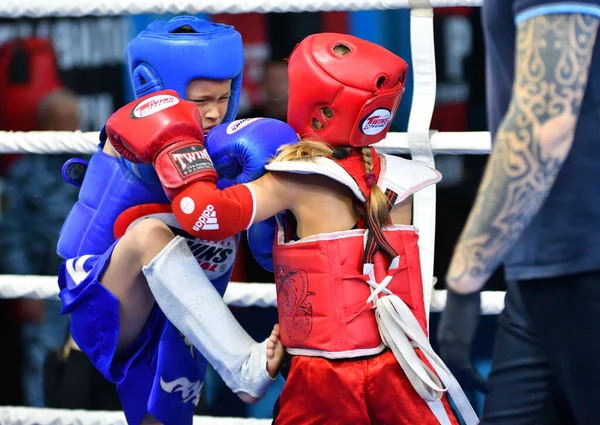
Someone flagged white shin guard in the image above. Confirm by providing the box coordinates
[142,236,274,399]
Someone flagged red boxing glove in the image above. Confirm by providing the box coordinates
[105,90,217,198]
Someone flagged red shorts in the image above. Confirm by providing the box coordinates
[273,350,460,425]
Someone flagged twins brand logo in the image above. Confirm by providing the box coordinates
[226,118,262,134]
[169,145,213,177]
[186,236,237,279]
[360,108,392,136]
[132,94,179,118]
[193,204,219,231]
[159,376,203,406]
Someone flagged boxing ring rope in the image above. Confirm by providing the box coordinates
[0,0,497,423]
[0,130,492,155]
[0,275,506,314]
[0,406,272,425]
[0,0,483,17]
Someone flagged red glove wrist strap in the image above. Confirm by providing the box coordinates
[153,139,217,196]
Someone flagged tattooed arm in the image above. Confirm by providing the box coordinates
[447,13,599,293]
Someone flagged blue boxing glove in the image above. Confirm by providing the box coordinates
[205,118,298,272]
[247,217,277,272]
[205,117,298,184]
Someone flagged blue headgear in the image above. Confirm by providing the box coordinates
[126,16,244,122]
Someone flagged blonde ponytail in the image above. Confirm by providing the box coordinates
[361,147,391,227]
[271,142,390,226]
[271,139,334,163]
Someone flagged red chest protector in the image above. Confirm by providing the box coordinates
[265,150,441,358]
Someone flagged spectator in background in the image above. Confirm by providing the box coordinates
[243,59,288,123]
[262,59,288,121]
[0,88,82,407]
[0,38,64,176]
[0,36,67,406]
[0,35,120,411]
[37,90,82,132]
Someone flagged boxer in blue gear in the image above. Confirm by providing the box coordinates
[58,135,236,425]
[56,17,284,425]
[129,15,277,258]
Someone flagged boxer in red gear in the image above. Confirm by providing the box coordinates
[106,33,479,425]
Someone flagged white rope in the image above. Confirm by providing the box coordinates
[0,0,483,17]
[0,406,271,425]
[0,130,491,155]
[0,274,505,315]
[0,131,99,155]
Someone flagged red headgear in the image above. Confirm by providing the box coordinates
[0,37,64,131]
[287,33,408,148]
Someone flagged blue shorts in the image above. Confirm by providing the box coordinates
[58,239,207,425]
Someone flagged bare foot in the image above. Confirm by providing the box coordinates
[267,324,285,378]
[237,324,285,404]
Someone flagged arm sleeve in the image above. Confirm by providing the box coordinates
[514,0,600,23]
[172,181,256,242]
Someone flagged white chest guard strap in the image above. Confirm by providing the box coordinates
[265,153,441,202]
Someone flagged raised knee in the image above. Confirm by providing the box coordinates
[122,218,175,264]
[129,217,173,238]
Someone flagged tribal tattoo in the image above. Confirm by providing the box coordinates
[447,13,599,293]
